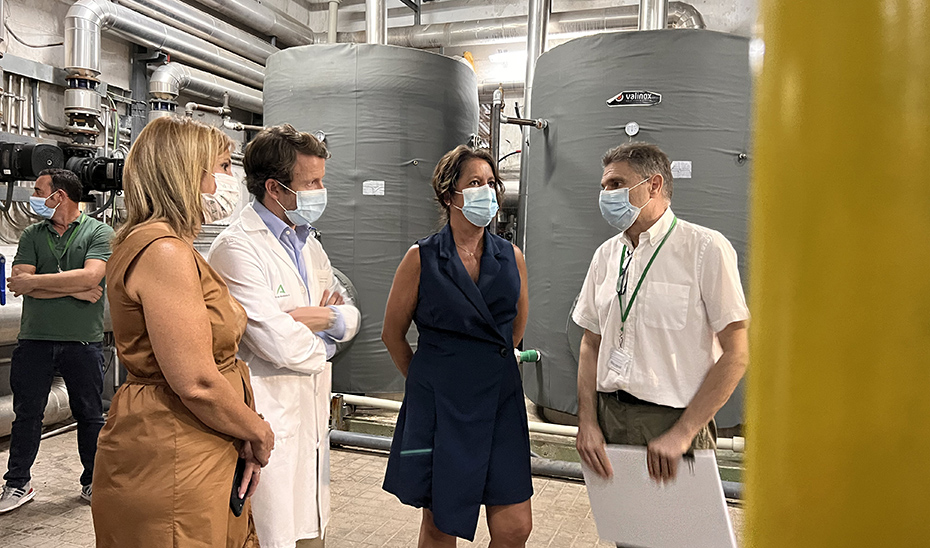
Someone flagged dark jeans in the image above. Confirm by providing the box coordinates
[3,340,105,489]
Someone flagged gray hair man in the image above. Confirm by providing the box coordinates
[574,142,750,484]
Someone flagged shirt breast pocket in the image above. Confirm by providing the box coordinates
[643,282,690,331]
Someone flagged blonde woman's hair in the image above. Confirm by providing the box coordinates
[113,117,233,245]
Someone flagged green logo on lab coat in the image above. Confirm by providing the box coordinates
[276,284,287,297]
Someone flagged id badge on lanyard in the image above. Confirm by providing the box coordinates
[610,217,678,380]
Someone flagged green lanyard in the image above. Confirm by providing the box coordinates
[46,214,85,272]
[616,217,678,343]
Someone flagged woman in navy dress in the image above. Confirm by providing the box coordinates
[381,145,533,546]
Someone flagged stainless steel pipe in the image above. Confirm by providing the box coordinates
[188,0,315,47]
[149,62,263,115]
[113,0,278,63]
[639,0,669,30]
[65,0,264,88]
[365,0,386,45]
[331,2,705,47]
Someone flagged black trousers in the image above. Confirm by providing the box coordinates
[4,339,105,488]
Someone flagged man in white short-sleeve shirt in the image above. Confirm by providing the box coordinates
[573,142,749,483]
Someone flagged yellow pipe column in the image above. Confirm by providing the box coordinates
[747,1,930,546]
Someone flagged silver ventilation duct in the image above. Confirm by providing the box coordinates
[65,0,264,88]
[331,2,705,47]
[149,62,263,121]
[113,0,278,64]
[188,0,315,47]
[366,0,386,45]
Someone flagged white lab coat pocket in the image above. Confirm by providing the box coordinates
[251,373,301,440]
[643,282,690,330]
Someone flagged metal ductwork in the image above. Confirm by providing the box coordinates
[63,0,264,145]
[148,62,263,121]
[0,378,72,437]
[331,2,705,47]
[65,0,264,87]
[188,0,315,47]
[366,0,386,45]
[113,0,278,64]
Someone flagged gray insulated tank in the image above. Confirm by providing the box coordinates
[522,30,751,428]
[263,44,479,394]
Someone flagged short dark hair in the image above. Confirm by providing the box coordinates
[431,145,504,223]
[38,168,82,202]
[602,142,673,200]
[244,124,330,201]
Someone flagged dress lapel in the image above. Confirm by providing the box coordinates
[438,225,507,344]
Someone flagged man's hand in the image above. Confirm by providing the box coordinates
[7,273,37,297]
[319,289,344,306]
[646,426,693,483]
[576,422,613,479]
[73,286,104,303]
[288,306,335,332]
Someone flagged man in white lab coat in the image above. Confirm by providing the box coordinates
[208,124,360,548]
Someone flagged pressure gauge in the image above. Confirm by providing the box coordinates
[624,121,640,137]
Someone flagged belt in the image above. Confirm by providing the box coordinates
[125,358,242,386]
[603,389,678,410]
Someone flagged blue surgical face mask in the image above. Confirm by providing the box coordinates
[599,177,651,232]
[454,184,499,228]
[274,181,327,226]
[30,191,61,219]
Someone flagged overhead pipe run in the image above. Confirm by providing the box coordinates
[188,0,315,47]
[65,0,264,87]
[366,0,387,45]
[148,62,263,121]
[64,0,264,145]
[112,0,278,64]
[330,2,705,47]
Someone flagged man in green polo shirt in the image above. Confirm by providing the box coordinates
[0,168,114,514]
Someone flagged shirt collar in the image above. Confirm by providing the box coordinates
[623,206,675,247]
[253,199,310,245]
[42,212,84,233]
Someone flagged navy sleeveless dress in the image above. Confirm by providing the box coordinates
[382,224,533,540]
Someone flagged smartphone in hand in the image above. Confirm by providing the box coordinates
[230,457,248,517]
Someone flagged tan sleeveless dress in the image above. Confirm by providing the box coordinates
[92,224,260,548]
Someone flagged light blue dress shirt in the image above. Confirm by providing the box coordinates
[253,200,344,358]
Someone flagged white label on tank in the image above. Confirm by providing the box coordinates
[362,180,385,196]
[671,161,692,179]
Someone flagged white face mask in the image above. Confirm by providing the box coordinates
[274,182,327,226]
[453,184,499,228]
[202,172,241,224]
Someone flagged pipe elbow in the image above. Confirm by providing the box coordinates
[667,2,706,29]
[65,0,114,77]
[149,62,190,100]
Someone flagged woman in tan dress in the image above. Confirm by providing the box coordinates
[92,117,275,548]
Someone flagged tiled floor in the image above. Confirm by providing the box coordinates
[0,428,743,547]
